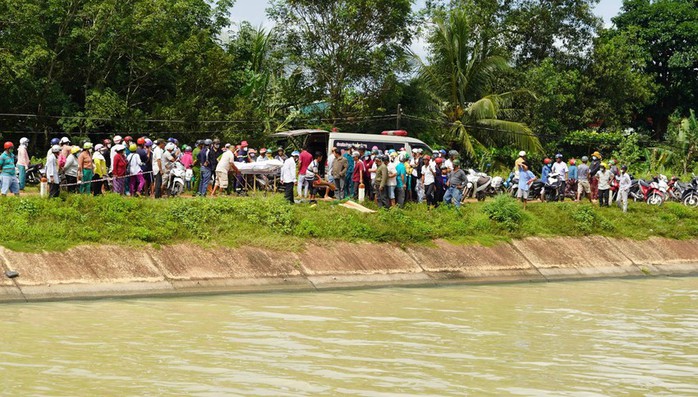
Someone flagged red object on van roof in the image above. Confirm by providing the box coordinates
[381,130,408,136]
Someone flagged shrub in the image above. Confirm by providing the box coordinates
[482,195,525,231]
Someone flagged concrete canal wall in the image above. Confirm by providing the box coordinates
[1,237,698,302]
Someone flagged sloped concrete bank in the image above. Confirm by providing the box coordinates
[0,237,697,303]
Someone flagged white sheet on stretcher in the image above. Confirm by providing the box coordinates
[234,160,283,175]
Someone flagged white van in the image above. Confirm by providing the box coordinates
[271,129,433,158]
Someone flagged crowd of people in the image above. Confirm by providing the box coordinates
[0,135,634,213]
[514,150,633,212]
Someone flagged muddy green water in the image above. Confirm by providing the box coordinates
[1,278,697,396]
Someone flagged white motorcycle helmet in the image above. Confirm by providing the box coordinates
[19,137,29,146]
[518,151,526,157]
[113,135,123,144]
[165,143,176,151]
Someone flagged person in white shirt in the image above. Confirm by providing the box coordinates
[421,155,436,206]
[551,153,569,200]
[212,147,238,196]
[280,151,299,204]
[387,152,398,206]
[151,139,165,198]
[46,145,62,198]
[617,165,632,213]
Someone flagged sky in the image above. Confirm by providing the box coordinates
[229,0,624,28]
[228,0,625,58]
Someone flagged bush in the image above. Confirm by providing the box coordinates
[482,195,525,231]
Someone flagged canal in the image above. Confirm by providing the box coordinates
[1,278,696,396]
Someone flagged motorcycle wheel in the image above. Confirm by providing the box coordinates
[683,194,698,207]
[476,191,486,201]
[646,192,664,206]
[464,187,473,199]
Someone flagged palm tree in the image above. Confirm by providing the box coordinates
[419,8,542,157]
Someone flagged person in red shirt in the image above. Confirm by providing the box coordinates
[351,151,366,200]
[297,147,313,198]
[112,145,128,195]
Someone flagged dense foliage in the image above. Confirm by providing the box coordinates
[1,0,697,173]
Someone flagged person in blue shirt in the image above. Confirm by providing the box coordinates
[0,142,20,196]
[517,164,537,209]
[395,154,408,208]
[343,149,354,197]
[541,158,552,184]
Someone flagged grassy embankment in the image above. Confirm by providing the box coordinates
[1,192,697,253]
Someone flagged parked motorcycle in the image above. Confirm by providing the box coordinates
[629,178,665,205]
[542,172,565,202]
[167,161,186,197]
[463,169,500,201]
[679,174,698,207]
[24,163,45,185]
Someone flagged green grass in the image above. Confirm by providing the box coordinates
[0,192,697,252]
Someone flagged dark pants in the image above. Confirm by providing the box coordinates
[66,175,77,193]
[92,174,103,196]
[284,182,294,204]
[425,183,436,206]
[599,189,610,207]
[154,172,163,198]
[396,186,406,208]
[49,183,60,198]
[377,186,390,208]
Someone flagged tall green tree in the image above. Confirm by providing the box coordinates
[419,8,542,157]
[268,0,414,121]
[613,0,698,137]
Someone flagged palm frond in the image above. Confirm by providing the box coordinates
[468,119,543,154]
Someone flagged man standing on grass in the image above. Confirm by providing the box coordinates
[517,164,537,210]
[212,145,238,197]
[421,155,436,207]
[197,139,213,197]
[444,160,467,209]
[16,137,30,190]
[0,142,20,197]
[595,162,613,207]
[77,142,94,194]
[395,153,408,207]
[46,145,61,198]
[280,151,299,204]
[617,165,631,213]
[153,139,165,198]
[551,154,569,200]
[297,146,313,198]
[374,156,389,208]
[352,151,367,200]
[576,156,592,202]
[331,148,348,199]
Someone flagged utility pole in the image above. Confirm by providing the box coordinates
[396,103,402,130]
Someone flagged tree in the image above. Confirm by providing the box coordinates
[419,8,542,157]
[579,31,655,130]
[613,0,698,137]
[666,109,698,174]
[268,0,414,121]
[502,0,602,66]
